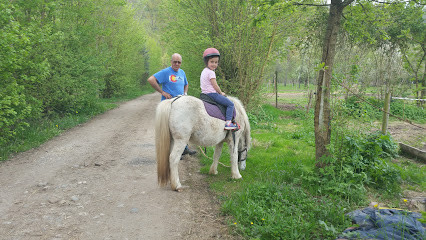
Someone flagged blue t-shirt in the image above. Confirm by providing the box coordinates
[153,67,188,100]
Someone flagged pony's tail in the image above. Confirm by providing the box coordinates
[155,99,172,186]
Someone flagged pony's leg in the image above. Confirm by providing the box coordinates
[229,139,242,179]
[169,140,186,191]
[209,142,224,175]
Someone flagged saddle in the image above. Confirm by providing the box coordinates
[200,93,236,121]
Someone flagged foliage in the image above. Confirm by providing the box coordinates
[331,132,400,192]
[0,85,152,162]
[342,1,425,100]
[390,99,426,123]
[419,212,426,224]
[158,0,306,105]
[338,96,426,124]
[145,37,163,75]
[324,95,403,198]
[0,0,153,146]
[0,82,32,145]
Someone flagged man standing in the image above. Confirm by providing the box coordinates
[148,53,188,100]
[147,53,196,155]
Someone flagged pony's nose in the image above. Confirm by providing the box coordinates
[239,161,246,170]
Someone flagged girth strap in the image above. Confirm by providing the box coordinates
[171,95,183,103]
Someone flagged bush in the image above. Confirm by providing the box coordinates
[0,82,32,145]
[333,132,400,193]
[296,131,401,204]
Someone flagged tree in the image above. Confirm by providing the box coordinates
[156,0,305,105]
[342,1,425,103]
[295,0,419,166]
[387,3,425,105]
[310,0,354,166]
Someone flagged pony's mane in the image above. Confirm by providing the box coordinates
[228,96,251,150]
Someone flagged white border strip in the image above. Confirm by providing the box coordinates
[392,97,426,101]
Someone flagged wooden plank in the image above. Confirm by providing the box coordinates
[399,142,426,162]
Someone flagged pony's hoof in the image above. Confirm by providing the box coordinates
[174,185,189,192]
[209,169,218,175]
[232,174,242,179]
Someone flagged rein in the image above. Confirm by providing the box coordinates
[231,131,247,162]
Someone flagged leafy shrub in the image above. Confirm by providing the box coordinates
[0,82,32,145]
[296,131,401,204]
[342,96,382,120]
[295,154,369,204]
[333,132,400,193]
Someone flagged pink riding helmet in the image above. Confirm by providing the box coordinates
[203,48,220,59]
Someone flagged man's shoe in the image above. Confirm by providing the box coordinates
[182,147,197,155]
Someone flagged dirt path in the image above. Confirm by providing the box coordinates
[0,93,238,240]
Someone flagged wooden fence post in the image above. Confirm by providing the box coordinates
[275,70,278,108]
[381,91,391,134]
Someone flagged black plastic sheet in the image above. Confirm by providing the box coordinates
[338,207,425,240]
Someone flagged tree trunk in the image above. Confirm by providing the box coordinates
[421,59,425,106]
[381,91,391,134]
[314,0,351,167]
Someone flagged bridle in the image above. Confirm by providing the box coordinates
[238,147,247,162]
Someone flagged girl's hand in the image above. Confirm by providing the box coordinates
[221,92,226,96]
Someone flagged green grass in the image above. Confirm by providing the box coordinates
[0,85,153,162]
[393,157,426,191]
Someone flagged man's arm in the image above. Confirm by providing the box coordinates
[147,75,172,99]
[184,84,188,95]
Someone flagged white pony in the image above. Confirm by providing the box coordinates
[155,95,251,191]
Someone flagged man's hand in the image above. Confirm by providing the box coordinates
[161,91,172,99]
